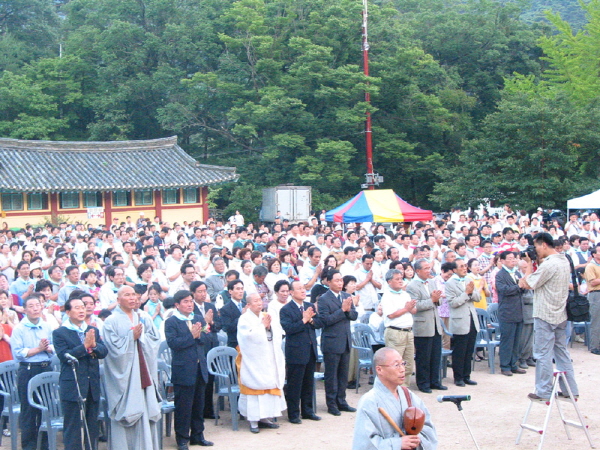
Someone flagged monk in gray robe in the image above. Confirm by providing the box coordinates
[102,286,162,450]
[353,348,437,450]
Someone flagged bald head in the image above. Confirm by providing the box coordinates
[246,293,261,304]
[117,285,134,298]
[374,347,401,367]
[246,293,262,315]
[117,285,136,312]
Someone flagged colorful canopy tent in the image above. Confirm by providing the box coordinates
[325,189,433,223]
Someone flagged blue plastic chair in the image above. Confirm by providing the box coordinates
[217,331,227,347]
[157,359,175,448]
[439,320,453,379]
[569,321,591,350]
[352,323,375,393]
[475,309,500,374]
[98,365,111,450]
[207,346,240,431]
[50,355,60,373]
[158,340,172,368]
[486,303,500,338]
[0,360,20,450]
[27,372,63,450]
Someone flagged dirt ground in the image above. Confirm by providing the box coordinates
[161,341,599,450]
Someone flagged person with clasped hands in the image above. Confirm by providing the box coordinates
[11,295,55,450]
[53,295,108,450]
[317,269,358,416]
[518,232,579,401]
[445,260,480,387]
[352,348,438,450]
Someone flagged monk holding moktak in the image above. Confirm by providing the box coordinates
[353,348,438,450]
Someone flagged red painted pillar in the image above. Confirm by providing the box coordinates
[154,190,163,221]
[104,192,112,227]
[50,193,59,223]
[201,187,208,223]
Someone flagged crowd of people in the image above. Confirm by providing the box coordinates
[0,203,595,449]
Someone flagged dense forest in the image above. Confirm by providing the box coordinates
[1,0,599,221]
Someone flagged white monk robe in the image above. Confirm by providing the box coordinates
[352,377,438,450]
[101,306,162,450]
[237,309,287,421]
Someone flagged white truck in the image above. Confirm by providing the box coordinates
[260,185,312,223]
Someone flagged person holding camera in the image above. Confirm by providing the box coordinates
[519,232,579,401]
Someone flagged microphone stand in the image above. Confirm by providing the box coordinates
[67,358,92,450]
[447,398,481,450]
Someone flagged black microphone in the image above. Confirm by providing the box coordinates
[64,353,78,364]
[437,395,471,403]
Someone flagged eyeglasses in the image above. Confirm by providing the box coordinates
[378,361,407,369]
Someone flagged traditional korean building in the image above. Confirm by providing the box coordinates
[0,136,238,227]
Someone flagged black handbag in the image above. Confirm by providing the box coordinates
[566,254,590,322]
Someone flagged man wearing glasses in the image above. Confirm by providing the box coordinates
[352,348,438,450]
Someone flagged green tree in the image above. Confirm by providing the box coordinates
[536,0,600,105]
[0,0,60,70]
[0,71,66,139]
[431,90,600,210]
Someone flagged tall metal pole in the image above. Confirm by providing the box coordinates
[362,0,376,190]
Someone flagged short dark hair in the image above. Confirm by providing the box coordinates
[34,279,52,292]
[180,263,195,275]
[65,265,78,276]
[533,232,555,248]
[446,262,458,271]
[225,269,240,279]
[274,280,290,292]
[440,262,454,273]
[502,227,514,236]
[308,247,321,257]
[499,251,515,261]
[173,290,192,304]
[23,295,42,308]
[190,281,207,293]
[325,269,341,282]
[227,279,243,291]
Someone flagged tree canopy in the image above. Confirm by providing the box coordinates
[1,0,598,220]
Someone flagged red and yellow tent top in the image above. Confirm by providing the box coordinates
[325,189,433,223]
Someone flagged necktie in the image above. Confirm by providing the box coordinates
[300,305,304,313]
[186,320,192,332]
[337,294,342,303]
[238,302,242,313]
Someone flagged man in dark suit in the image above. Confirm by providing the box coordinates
[219,279,246,348]
[496,251,526,377]
[317,270,358,416]
[165,290,213,450]
[280,281,324,424]
[53,295,108,450]
[190,281,220,419]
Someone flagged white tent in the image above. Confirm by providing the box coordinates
[567,189,600,210]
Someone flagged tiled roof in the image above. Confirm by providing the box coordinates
[0,136,238,193]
